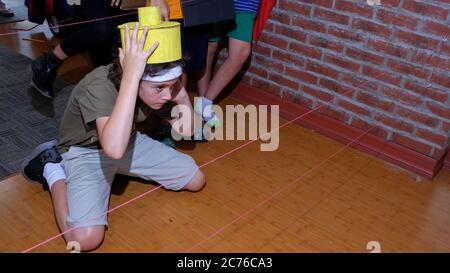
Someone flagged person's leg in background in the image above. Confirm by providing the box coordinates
[196,13,256,127]
[196,41,219,98]
[181,24,210,87]
[200,38,251,101]
[87,7,137,67]
[158,19,210,143]
[183,24,216,140]
[0,0,14,17]
[30,0,126,98]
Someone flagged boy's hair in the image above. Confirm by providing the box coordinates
[108,49,185,90]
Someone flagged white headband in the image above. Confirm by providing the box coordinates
[141,65,183,82]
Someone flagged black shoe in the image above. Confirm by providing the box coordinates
[22,140,62,187]
[159,137,176,149]
[30,52,62,99]
[151,124,176,149]
[0,8,14,17]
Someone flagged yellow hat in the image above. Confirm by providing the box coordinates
[118,6,182,64]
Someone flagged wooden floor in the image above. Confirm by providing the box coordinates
[1,1,450,252]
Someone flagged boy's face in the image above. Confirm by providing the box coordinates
[138,78,179,109]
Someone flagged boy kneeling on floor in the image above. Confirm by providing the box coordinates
[22,13,205,251]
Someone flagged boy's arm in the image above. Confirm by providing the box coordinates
[167,82,194,137]
[95,72,140,159]
[151,0,169,21]
[97,24,158,159]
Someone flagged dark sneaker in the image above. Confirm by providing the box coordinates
[159,137,176,149]
[151,124,176,149]
[22,140,62,185]
[0,8,14,17]
[30,52,62,99]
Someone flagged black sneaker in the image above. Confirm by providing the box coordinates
[151,124,176,149]
[30,52,62,99]
[22,140,62,187]
[0,8,14,17]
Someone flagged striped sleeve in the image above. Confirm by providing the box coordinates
[234,0,261,13]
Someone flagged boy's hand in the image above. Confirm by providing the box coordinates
[111,0,121,6]
[151,0,170,21]
[119,23,159,82]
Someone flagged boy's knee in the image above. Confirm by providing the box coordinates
[207,42,219,56]
[230,46,251,63]
[182,170,206,192]
[70,226,105,251]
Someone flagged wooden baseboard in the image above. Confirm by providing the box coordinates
[230,83,444,180]
[444,151,450,171]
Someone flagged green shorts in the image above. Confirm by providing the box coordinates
[209,12,257,43]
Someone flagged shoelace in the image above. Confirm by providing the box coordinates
[40,150,60,163]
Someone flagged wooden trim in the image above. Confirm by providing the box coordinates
[230,83,443,180]
[444,151,450,171]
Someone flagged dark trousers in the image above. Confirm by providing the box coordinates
[60,0,136,66]
[176,19,210,75]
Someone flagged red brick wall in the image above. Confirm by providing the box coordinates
[242,0,450,159]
